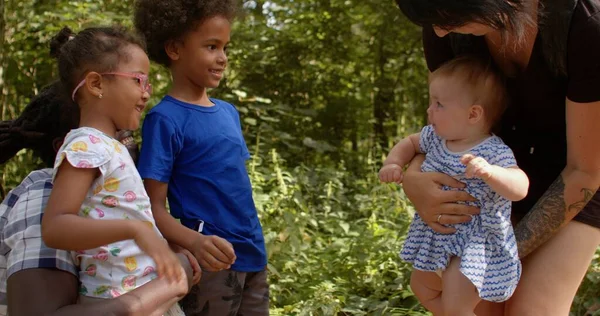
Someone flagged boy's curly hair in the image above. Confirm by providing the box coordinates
[134,0,237,67]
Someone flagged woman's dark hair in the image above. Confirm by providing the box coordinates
[395,0,535,41]
[134,0,237,67]
[0,81,79,167]
[50,26,146,102]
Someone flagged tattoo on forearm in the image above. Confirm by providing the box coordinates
[568,188,594,213]
[515,175,566,259]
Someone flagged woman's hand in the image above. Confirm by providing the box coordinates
[402,155,480,233]
[116,130,139,163]
[170,242,202,287]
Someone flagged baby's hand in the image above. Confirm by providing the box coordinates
[461,154,494,180]
[133,222,184,284]
[378,164,404,184]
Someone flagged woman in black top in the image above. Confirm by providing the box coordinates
[395,0,600,314]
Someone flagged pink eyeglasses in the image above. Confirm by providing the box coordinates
[71,72,152,101]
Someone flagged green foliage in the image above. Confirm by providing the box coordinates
[572,249,600,316]
[232,0,428,154]
[0,0,136,191]
[0,1,599,315]
[251,150,429,315]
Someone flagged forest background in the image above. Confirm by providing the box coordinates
[0,0,598,315]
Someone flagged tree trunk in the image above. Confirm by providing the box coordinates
[372,32,392,150]
[0,0,5,199]
[0,0,5,121]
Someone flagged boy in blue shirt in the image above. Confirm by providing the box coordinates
[134,1,268,314]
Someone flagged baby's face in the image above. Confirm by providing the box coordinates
[427,76,475,140]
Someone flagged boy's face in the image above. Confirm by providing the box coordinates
[427,75,475,140]
[175,16,231,89]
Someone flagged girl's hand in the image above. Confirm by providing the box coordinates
[379,164,404,184]
[461,154,494,180]
[190,234,236,272]
[402,157,480,234]
[133,222,184,283]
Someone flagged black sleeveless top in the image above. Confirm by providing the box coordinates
[422,0,600,228]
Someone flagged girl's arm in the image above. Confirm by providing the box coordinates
[42,162,183,281]
[41,163,145,251]
[514,99,600,258]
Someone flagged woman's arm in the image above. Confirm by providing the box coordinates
[402,154,480,234]
[515,99,600,258]
[8,254,194,316]
[41,163,145,250]
[8,269,144,316]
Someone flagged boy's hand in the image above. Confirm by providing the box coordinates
[379,164,404,184]
[461,154,494,180]
[133,222,185,284]
[190,234,236,272]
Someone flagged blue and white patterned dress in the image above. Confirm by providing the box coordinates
[401,125,521,302]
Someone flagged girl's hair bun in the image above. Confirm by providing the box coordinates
[49,26,75,59]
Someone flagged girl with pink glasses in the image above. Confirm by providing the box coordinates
[41,26,193,315]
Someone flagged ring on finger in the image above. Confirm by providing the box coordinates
[436,214,443,224]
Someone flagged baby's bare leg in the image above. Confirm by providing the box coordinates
[410,269,444,315]
[441,257,480,316]
[474,300,504,316]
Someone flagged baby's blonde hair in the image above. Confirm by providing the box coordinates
[429,56,508,128]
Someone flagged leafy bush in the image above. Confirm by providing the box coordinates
[250,149,428,315]
[1,1,598,315]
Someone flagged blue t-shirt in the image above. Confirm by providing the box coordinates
[138,96,266,272]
